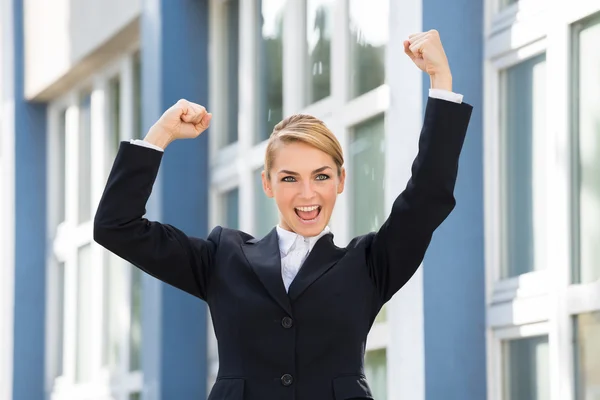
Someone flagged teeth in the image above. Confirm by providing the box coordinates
[295,205,319,212]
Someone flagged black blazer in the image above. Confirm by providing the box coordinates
[94,97,472,400]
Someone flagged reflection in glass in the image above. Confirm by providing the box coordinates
[365,349,387,400]
[78,94,92,223]
[76,244,93,382]
[306,0,333,104]
[254,168,279,238]
[574,312,600,400]
[500,54,546,278]
[257,0,285,142]
[575,20,600,284]
[502,336,550,400]
[349,0,388,98]
[350,116,385,237]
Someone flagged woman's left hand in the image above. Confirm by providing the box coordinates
[404,30,452,91]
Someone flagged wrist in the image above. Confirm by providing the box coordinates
[144,125,174,150]
[429,72,453,91]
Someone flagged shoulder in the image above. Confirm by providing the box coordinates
[208,225,255,246]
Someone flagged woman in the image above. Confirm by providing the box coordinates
[94,31,472,400]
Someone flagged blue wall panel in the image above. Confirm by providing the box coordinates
[421,0,487,399]
[11,0,48,398]
[141,0,210,398]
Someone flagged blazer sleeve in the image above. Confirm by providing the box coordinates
[367,97,473,303]
[93,141,220,300]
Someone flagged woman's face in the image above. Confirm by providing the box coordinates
[262,141,345,237]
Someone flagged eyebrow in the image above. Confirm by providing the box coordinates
[278,166,333,176]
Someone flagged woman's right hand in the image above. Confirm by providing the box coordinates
[144,99,212,150]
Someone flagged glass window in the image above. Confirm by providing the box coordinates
[306,0,333,104]
[223,188,239,229]
[500,53,546,278]
[574,18,600,284]
[365,348,387,400]
[256,0,285,143]
[108,77,121,173]
[129,266,142,371]
[57,110,67,225]
[574,312,600,400]
[133,52,143,140]
[500,0,518,9]
[103,255,123,372]
[78,93,92,223]
[348,0,388,99]
[349,115,385,237]
[224,0,240,146]
[55,261,65,378]
[502,335,550,400]
[76,244,93,382]
[254,168,279,238]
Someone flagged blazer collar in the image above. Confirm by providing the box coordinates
[241,227,345,315]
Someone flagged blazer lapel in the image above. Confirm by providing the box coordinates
[241,228,292,315]
[288,233,346,301]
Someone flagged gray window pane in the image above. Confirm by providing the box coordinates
[133,52,143,140]
[365,349,387,400]
[306,0,333,104]
[55,261,65,378]
[502,335,550,400]
[108,77,121,176]
[129,266,142,371]
[129,393,141,400]
[103,254,123,372]
[224,188,239,229]
[350,116,385,237]
[225,0,239,145]
[78,94,92,223]
[256,0,285,143]
[500,0,518,9]
[57,110,66,225]
[76,244,93,382]
[574,312,600,400]
[254,168,279,238]
[349,0,387,99]
[500,53,546,278]
[575,19,600,284]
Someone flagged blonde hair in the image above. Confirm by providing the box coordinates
[264,114,344,180]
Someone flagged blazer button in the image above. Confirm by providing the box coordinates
[281,374,293,386]
[281,317,293,329]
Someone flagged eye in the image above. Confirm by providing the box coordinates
[315,174,330,181]
[281,176,297,182]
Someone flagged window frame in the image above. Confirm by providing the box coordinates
[46,47,144,400]
[484,1,600,400]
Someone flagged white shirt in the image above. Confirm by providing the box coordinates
[130,90,464,289]
[276,225,331,292]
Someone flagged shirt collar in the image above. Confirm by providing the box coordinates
[276,225,331,256]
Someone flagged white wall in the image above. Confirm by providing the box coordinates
[24,0,141,100]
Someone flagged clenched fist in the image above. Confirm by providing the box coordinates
[145,99,212,149]
[404,30,452,91]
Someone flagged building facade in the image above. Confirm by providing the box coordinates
[0,0,598,399]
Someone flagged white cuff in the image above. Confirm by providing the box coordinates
[428,88,463,104]
[130,139,164,152]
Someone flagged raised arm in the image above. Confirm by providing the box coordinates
[94,100,217,300]
[366,30,473,302]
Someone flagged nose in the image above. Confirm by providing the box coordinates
[299,180,316,199]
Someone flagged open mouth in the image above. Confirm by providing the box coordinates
[294,205,322,223]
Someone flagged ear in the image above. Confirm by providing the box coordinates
[337,167,346,194]
[261,170,274,198]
